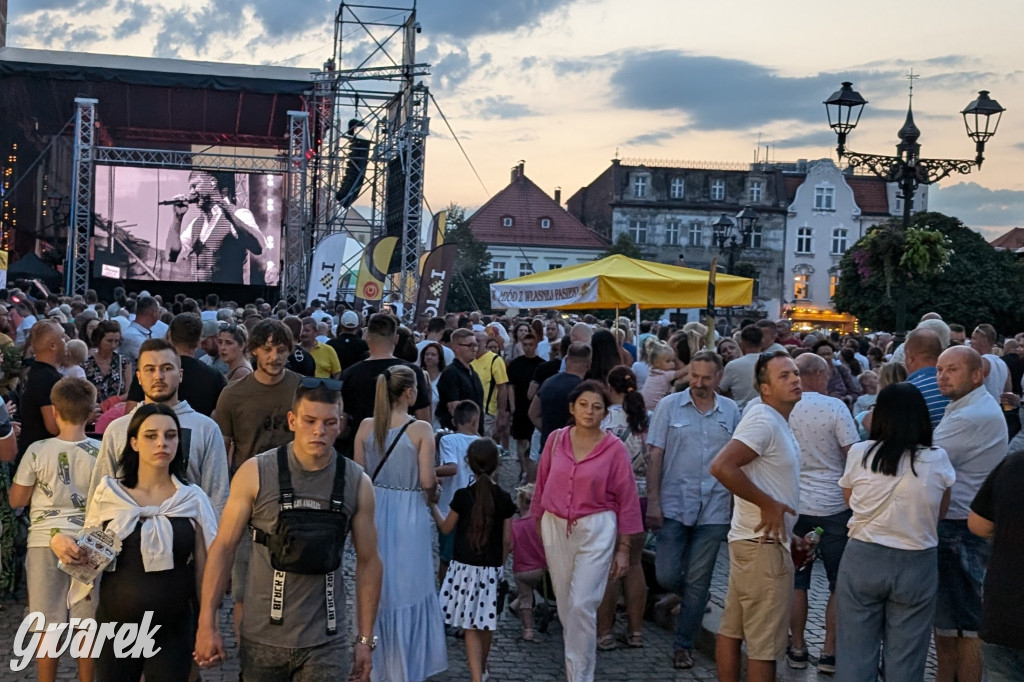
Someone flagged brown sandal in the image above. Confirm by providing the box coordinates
[627,632,644,648]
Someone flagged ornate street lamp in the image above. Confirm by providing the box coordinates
[712,207,759,274]
[823,79,1005,335]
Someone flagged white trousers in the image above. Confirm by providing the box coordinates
[541,510,617,682]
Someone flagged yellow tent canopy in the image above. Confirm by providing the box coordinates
[489,254,753,310]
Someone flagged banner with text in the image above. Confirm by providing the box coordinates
[490,276,599,309]
[306,233,349,307]
[415,244,459,319]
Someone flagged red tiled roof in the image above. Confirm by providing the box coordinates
[990,227,1024,250]
[845,176,891,215]
[784,175,804,203]
[468,168,608,249]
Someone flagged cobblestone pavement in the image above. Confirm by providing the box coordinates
[0,451,938,680]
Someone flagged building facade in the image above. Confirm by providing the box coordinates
[467,162,608,284]
[567,159,789,314]
[782,158,927,314]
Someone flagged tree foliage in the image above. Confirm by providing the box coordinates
[600,233,644,260]
[443,203,494,313]
[834,212,1024,333]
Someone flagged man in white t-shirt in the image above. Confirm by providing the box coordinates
[710,350,802,682]
[535,319,563,362]
[786,353,859,673]
[970,323,1010,401]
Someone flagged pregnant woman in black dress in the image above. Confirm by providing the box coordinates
[54,403,219,681]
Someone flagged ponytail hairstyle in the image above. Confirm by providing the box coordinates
[373,364,417,454]
[466,437,500,553]
[606,365,649,435]
[638,335,660,364]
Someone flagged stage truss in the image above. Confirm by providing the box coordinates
[67,1,430,313]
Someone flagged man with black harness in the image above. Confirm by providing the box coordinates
[194,378,383,681]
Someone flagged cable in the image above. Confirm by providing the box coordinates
[427,91,490,196]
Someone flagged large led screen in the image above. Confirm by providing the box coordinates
[92,166,282,285]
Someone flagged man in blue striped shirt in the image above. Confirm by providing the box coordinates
[904,328,950,427]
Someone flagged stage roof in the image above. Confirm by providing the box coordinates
[0,47,316,148]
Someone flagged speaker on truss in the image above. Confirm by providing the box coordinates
[383,142,423,274]
[335,119,371,209]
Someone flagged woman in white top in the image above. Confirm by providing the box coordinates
[597,366,650,649]
[418,342,446,431]
[836,383,955,682]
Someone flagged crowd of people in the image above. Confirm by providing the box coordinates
[0,284,1021,682]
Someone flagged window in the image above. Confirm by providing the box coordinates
[627,220,648,244]
[829,274,839,299]
[540,218,551,229]
[502,216,514,227]
[548,263,562,270]
[711,179,726,201]
[748,223,763,249]
[518,262,533,277]
[895,193,914,213]
[670,178,685,199]
[814,185,835,211]
[831,227,848,254]
[688,221,704,247]
[665,220,681,246]
[633,175,648,198]
[749,180,763,203]
[796,226,813,254]
[492,261,506,280]
[794,274,810,300]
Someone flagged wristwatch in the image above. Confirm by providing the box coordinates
[355,634,378,650]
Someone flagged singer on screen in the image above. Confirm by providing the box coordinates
[165,170,269,283]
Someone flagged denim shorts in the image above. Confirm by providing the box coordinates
[240,637,349,682]
[793,509,852,592]
[935,519,990,636]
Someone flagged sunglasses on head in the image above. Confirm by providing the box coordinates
[299,377,342,391]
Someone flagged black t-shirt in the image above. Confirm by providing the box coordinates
[18,361,62,457]
[507,355,543,419]
[1003,353,1024,397]
[287,347,317,377]
[435,360,484,432]
[340,358,431,452]
[537,372,582,449]
[126,355,226,417]
[532,358,561,389]
[450,484,516,567]
[327,334,369,372]
[970,451,1024,648]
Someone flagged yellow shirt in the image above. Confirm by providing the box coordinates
[308,343,341,378]
[471,351,508,416]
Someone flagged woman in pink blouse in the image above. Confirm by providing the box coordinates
[531,380,643,682]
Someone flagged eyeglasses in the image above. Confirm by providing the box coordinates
[458,343,479,349]
[299,377,341,391]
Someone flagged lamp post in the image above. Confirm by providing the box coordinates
[712,206,759,274]
[824,80,1005,334]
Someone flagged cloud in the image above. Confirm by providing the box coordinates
[422,0,581,39]
[113,2,153,40]
[930,182,1024,235]
[9,12,107,50]
[772,130,838,149]
[624,128,684,146]
[472,95,534,120]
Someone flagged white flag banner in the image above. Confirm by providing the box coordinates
[490,276,599,309]
[306,233,349,307]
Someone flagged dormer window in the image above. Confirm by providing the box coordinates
[540,217,552,229]
[502,216,514,227]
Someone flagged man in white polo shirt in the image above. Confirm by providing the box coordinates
[710,350,802,682]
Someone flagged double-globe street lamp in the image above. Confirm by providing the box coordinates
[823,81,1005,334]
[712,205,760,275]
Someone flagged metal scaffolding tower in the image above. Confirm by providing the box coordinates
[67,98,97,294]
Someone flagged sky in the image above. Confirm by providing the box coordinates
[8,0,1024,239]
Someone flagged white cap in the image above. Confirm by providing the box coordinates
[340,310,360,328]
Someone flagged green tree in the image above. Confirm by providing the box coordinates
[600,233,644,259]
[443,203,494,313]
[834,212,1024,333]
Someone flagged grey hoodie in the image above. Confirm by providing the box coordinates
[88,400,230,515]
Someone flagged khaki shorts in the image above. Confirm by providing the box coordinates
[718,540,794,661]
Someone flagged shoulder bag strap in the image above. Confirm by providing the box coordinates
[371,419,416,482]
[276,445,295,510]
[329,453,348,513]
[486,354,499,411]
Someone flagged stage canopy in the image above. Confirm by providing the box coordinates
[0,47,314,148]
[490,254,754,310]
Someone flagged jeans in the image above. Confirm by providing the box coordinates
[653,519,728,650]
[835,539,937,682]
[240,637,350,682]
[935,519,989,636]
[982,641,1024,681]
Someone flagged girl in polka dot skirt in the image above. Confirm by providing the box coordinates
[430,438,516,682]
